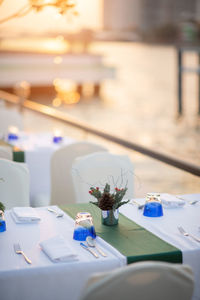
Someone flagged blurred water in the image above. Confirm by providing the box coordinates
[22,41,200,196]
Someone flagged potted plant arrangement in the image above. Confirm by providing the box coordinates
[89,183,129,226]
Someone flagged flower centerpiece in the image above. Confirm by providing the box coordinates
[89,183,129,226]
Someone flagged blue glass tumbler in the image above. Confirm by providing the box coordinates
[73,212,96,241]
[143,193,163,217]
[0,211,6,232]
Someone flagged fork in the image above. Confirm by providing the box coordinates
[176,196,199,205]
[177,226,200,243]
[14,243,32,264]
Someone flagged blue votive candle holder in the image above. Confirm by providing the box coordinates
[73,212,96,241]
[143,201,163,217]
[143,193,163,217]
[8,133,18,141]
[53,136,63,143]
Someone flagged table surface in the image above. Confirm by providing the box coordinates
[0,194,200,300]
[120,193,200,300]
[0,206,125,300]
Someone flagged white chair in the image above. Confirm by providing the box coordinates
[0,146,12,160]
[81,261,194,300]
[0,158,30,209]
[50,141,108,206]
[0,107,24,137]
[71,152,134,203]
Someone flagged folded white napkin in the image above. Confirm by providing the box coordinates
[161,193,186,208]
[11,207,41,223]
[40,235,79,263]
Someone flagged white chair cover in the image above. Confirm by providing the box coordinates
[0,158,30,209]
[81,261,194,300]
[50,141,107,206]
[0,146,12,160]
[71,152,134,203]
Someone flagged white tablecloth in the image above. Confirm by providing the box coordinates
[9,132,74,206]
[1,194,200,300]
[120,193,200,300]
[0,206,126,300]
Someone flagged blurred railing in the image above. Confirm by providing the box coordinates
[1,89,200,177]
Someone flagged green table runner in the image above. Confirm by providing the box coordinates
[61,203,182,264]
[13,150,24,162]
[0,140,24,162]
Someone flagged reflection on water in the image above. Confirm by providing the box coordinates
[53,41,200,164]
[3,39,199,196]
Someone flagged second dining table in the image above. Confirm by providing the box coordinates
[8,131,75,206]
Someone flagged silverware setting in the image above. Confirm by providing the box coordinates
[177,226,200,243]
[86,236,107,257]
[47,208,64,218]
[14,243,32,264]
[80,242,99,258]
[176,197,199,205]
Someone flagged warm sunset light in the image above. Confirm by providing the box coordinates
[53,79,80,104]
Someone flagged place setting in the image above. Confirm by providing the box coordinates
[73,212,107,259]
[10,205,108,264]
[131,192,200,213]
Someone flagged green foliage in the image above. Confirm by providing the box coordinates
[89,183,129,210]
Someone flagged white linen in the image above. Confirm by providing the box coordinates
[120,193,200,300]
[11,207,41,223]
[0,206,126,300]
[161,193,186,208]
[1,196,199,300]
[40,235,78,263]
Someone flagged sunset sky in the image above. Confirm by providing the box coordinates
[0,0,103,34]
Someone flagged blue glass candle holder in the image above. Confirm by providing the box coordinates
[143,193,163,217]
[8,133,18,141]
[53,136,63,143]
[143,202,163,217]
[73,212,96,241]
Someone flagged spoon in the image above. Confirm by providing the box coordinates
[47,208,64,218]
[86,236,107,257]
[189,200,199,205]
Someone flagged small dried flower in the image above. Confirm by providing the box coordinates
[89,183,129,210]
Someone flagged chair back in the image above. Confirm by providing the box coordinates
[0,159,30,209]
[71,152,134,203]
[81,261,194,300]
[0,146,12,160]
[0,107,23,137]
[50,141,107,206]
